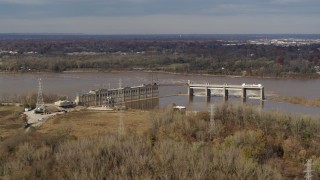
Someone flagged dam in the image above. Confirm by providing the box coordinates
[187,80,265,101]
[75,83,159,107]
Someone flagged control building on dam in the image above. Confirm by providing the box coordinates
[75,83,159,108]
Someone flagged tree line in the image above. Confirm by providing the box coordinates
[0,38,319,78]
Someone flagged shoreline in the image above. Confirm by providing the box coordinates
[0,69,318,80]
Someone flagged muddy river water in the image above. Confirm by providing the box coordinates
[0,72,319,116]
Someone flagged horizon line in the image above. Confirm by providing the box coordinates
[1,33,320,36]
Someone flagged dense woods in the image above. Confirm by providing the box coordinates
[0,38,319,78]
[1,104,320,179]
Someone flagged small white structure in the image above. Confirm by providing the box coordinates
[24,108,31,112]
[173,106,186,114]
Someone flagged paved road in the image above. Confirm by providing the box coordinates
[24,110,58,127]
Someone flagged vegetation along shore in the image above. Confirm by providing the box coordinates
[1,37,319,78]
[1,104,320,179]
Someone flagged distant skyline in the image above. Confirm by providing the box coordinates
[0,0,319,34]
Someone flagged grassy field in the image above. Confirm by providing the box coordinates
[0,105,24,140]
[0,105,151,140]
[37,109,151,138]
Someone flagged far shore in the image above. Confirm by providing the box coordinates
[0,69,319,80]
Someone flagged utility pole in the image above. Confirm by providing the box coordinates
[36,78,45,111]
[209,104,215,138]
[118,79,125,137]
[149,71,158,84]
[304,159,313,180]
[118,109,124,137]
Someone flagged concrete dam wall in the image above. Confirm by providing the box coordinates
[75,83,159,107]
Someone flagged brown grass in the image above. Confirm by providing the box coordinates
[0,106,24,140]
[270,95,320,107]
[284,96,320,107]
[37,109,151,138]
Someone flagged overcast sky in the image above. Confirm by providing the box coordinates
[0,0,319,34]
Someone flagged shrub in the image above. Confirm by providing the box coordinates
[2,104,320,179]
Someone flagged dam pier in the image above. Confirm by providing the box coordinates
[187,80,265,101]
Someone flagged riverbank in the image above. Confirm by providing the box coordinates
[0,71,319,115]
[1,68,319,80]
[270,95,320,108]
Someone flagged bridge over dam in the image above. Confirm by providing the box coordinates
[187,80,265,101]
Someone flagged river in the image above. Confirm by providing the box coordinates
[0,72,319,116]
